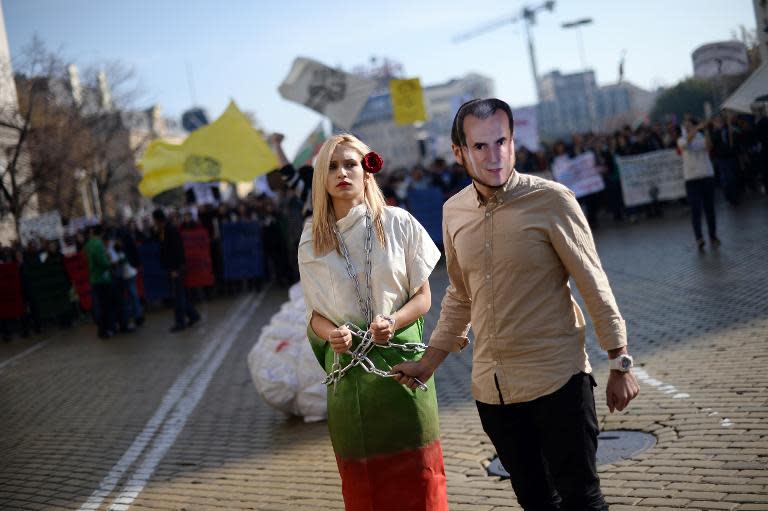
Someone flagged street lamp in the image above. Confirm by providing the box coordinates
[562,17,597,132]
[561,17,593,70]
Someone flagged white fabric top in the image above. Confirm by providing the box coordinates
[678,132,715,181]
[298,204,441,328]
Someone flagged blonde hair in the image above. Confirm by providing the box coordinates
[311,133,387,256]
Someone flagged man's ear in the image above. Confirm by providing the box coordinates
[451,144,464,166]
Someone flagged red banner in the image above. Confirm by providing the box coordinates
[182,227,214,288]
[64,252,93,311]
[0,262,26,319]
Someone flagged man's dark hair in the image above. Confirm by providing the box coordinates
[152,208,167,222]
[451,98,514,147]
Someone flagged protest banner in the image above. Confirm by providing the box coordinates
[551,152,605,198]
[616,149,686,207]
[63,252,92,311]
[222,221,265,280]
[407,187,444,245]
[182,227,214,288]
[139,242,170,303]
[390,78,428,125]
[512,105,540,151]
[279,57,377,130]
[0,262,25,319]
[65,217,100,236]
[19,211,63,246]
[24,259,72,320]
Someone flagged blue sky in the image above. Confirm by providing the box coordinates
[3,0,756,156]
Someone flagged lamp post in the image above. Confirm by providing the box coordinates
[562,17,597,132]
[561,17,593,69]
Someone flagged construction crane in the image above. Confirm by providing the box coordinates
[453,1,556,103]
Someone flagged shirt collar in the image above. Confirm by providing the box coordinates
[336,202,367,233]
[473,170,520,207]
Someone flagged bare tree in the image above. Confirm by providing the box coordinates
[0,37,148,240]
[0,36,64,240]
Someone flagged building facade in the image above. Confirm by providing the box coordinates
[537,69,656,140]
[692,41,750,79]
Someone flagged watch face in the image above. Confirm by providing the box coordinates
[621,357,632,370]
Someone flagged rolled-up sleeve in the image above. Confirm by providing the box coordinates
[548,188,627,351]
[428,210,472,353]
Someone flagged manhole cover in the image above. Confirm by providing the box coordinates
[487,430,656,478]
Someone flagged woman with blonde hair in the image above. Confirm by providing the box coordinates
[298,133,447,510]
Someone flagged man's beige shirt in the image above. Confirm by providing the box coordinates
[429,171,627,405]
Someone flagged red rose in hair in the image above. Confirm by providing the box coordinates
[362,151,384,174]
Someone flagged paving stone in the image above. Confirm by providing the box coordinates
[0,197,767,509]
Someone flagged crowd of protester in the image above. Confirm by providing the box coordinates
[376,110,767,229]
[1,109,765,342]
[0,186,307,342]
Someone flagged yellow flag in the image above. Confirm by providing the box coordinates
[390,78,427,125]
[138,101,279,197]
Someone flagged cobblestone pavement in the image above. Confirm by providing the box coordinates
[0,196,766,510]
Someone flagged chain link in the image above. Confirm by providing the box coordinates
[322,323,428,392]
[326,208,427,392]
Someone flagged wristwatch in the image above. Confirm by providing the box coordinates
[609,354,634,372]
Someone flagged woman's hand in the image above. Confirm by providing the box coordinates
[369,315,395,344]
[328,325,352,353]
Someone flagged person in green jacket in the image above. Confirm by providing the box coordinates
[84,225,115,339]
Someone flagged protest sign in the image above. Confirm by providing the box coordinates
[390,78,428,125]
[551,152,605,198]
[222,221,264,280]
[63,252,92,311]
[182,227,214,288]
[139,242,170,303]
[0,262,25,319]
[24,259,72,320]
[407,187,444,245]
[19,211,63,246]
[616,150,686,207]
[512,105,540,151]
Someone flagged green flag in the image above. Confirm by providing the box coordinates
[292,122,327,168]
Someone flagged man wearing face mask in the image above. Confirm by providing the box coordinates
[393,98,638,511]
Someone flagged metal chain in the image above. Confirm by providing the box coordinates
[333,209,373,325]
[322,323,428,392]
[326,208,427,392]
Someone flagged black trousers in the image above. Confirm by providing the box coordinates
[171,273,199,328]
[476,372,608,511]
[685,177,717,241]
[93,282,116,336]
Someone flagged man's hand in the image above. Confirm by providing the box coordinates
[391,360,434,390]
[606,370,639,413]
[328,325,352,354]
[369,315,394,344]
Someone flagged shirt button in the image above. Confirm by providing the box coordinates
[486,303,491,309]
[492,360,498,366]
[485,212,491,218]
[486,274,491,279]
[485,242,490,248]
